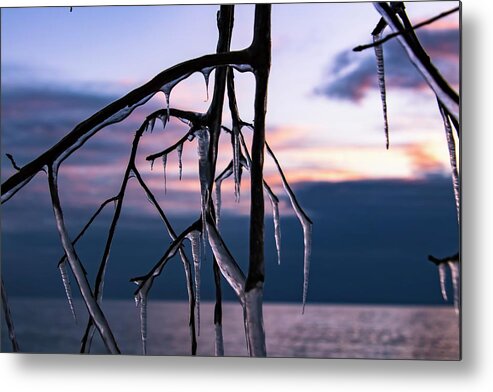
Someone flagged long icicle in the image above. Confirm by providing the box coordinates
[266,188,281,265]
[187,230,202,335]
[373,31,390,149]
[266,143,312,314]
[58,260,78,322]
[438,102,460,223]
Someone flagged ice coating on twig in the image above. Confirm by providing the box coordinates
[448,260,460,314]
[373,32,390,149]
[1,279,20,352]
[187,230,201,335]
[177,143,183,180]
[206,220,246,301]
[56,93,155,167]
[244,283,266,356]
[231,64,255,73]
[58,260,77,322]
[134,284,149,355]
[215,324,224,356]
[162,154,167,194]
[438,263,448,301]
[48,166,119,353]
[201,67,214,102]
[438,103,460,222]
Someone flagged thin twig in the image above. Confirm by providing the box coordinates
[48,164,120,354]
[354,6,459,52]
[5,154,21,171]
[1,279,20,352]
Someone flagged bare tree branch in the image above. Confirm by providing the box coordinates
[354,6,460,52]
[373,2,459,123]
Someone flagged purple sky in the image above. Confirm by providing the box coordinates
[1,2,459,221]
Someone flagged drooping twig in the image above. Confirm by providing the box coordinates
[265,142,312,313]
[47,164,120,354]
[1,279,20,352]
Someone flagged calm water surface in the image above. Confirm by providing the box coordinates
[1,299,460,360]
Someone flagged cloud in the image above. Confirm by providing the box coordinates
[315,27,459,102]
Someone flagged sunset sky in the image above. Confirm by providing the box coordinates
[1,2,460,304]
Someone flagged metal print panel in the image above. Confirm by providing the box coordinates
[0,1,460,359]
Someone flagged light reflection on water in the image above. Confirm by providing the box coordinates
[1,299,459,359]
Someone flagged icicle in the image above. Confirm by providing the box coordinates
[438,103,460,223]
[267,193,281,265]
[448,260,460,314]
[159,113,168,130]
[177,143,183,180]
[134,281,150,355]
[162,154,167,194]
[215,180,222,229]
[149,117,156,133]
[160,73,191,120]
[233,129,241,202]
[438,263,448,301]
[200,67,214,102]
[373,32,390,149]
[196,128,210,245]
[187,231,201,335]
[266,145,312,313]
[58,260,77,322]
[150,158,155,171]
[301,223,312,314]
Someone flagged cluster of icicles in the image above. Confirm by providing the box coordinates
[55,66,312,355]
[372,28,460,315]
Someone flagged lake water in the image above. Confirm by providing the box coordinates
[1,299,460,360]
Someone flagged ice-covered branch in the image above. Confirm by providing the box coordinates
[1,49,254,201]
[1,279,20,352]
[438,101,460,223]
[373,2,459,123]
[132,220,202,295]
[353,6,460,52]
[47,165,120,354]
